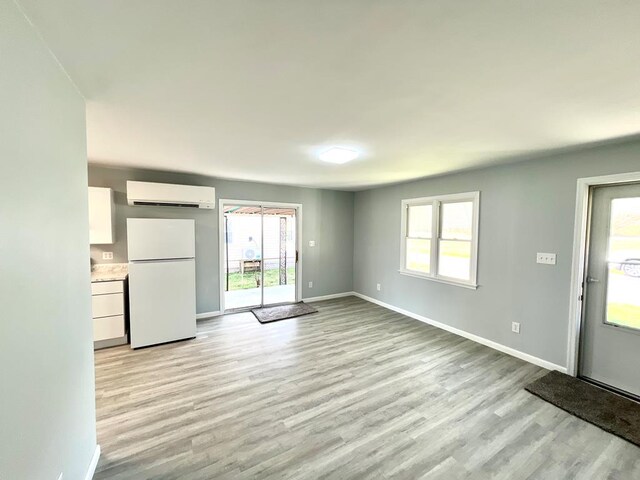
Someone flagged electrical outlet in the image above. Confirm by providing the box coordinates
[308,281,313,288]
[308,240,316,247]
[536,253,556,265]
[512,322,521,334]
[102,252,114,260]
[376,283,381,291]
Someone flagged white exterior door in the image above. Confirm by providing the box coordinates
[580,183,640,398]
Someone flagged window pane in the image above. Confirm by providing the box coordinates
[408,204,432,238]
[438,240,471,280]
[606,197,640,330]
[441,202,473,240]
[406,238,431,273]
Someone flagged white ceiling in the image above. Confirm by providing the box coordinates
[19,1,640,190]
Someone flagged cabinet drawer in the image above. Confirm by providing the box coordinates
[91,280,124,295]
[92,293,124,318]
[93,315,125,341]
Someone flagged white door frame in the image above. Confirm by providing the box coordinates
[218,199,303,313]
[567,170,640,375]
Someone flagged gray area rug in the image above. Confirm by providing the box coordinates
[252,302,318,324]
[525,370,640,447]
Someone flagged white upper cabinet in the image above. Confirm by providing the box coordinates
[88,187,115,244]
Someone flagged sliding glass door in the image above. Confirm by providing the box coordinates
[262,207,297,306]
[222,202,298,312]
[223,204,263,310]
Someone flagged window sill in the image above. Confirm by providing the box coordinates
[398,269,478,290]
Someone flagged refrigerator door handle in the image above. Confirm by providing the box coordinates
[130,257,194,264]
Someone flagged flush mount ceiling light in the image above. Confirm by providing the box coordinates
[318,146,360,164]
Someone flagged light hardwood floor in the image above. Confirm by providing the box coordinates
[94,296,640,479]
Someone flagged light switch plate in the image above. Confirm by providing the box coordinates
[536,252,556,265]
[308,281,313,288]
[512,322,521,334]
[309,240,316,247]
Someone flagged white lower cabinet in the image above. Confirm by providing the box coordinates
[91,280,123,295]
[92,293,125,318]
[94,315,125,341]
[91,279,128,347]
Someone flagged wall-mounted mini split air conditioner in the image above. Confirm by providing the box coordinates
[126,181,215,209]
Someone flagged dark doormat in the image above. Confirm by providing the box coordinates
[251,302,318,324]
[525,370,640,447]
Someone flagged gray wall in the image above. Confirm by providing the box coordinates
[354,140,640,368]
[0,1,96,479]
[89,165,355,313]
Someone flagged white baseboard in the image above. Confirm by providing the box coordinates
[353,292,567,373]
[196,310,222,320]
[84,444,100,480]
[303,291,356,303]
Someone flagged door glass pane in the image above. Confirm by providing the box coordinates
[223,205,262,310]
[438,240,471,280]
[262,207,297,306]
[606,197,640,330]
[441,202,473,240]
[408,204,432,238]
[406,238,431,273]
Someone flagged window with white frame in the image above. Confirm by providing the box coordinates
[400,192,479,288]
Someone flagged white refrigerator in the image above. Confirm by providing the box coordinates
[127,218,197,348]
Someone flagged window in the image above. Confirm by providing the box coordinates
[400,192,479,288]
